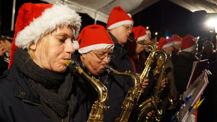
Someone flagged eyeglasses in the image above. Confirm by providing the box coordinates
[92,51,112,61]
[123,25,133,31]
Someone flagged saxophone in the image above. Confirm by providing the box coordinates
[108,42,157,122]
[106,65,140,122]
[137,51,172,122]
[66,60,109,122]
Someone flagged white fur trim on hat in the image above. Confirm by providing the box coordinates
[137,35,148,41]
[182,44,196,52]
[16,4,81,49]
[78,44,114,54]
[173,41,182,45]
[107,20,133,30]
[162,42,173,49]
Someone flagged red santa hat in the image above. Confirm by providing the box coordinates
[9,3,81,68]
[172,34,182,45]
[106,6,134,30]
[77,24,114,54]
[132,25,151,42]
[157,37,174,50]
[181,34,196,52]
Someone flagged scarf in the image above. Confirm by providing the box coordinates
[14,48,77,119]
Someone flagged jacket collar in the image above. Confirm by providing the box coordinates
[9,64,41,104]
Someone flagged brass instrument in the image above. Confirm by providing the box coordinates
[137,51,171,122]
[66,60,109,122]
[108,42,157,122]
[106,65,140,122]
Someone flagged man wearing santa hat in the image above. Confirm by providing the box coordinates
[70,24,114,122]
[126,25,152,73]
[173,34,197,97]
[106,6,152,121]
[171,34,183,55]
[105,6,135,121]
[0,3,83,122]
[171,34,199,122]
[158,37,174,55]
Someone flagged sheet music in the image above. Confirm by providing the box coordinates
[177,70,209,122]
[186,59,208,89]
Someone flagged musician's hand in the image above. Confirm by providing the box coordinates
[147,110,155,117]
[141,79,149,88]
[161,78,166,88]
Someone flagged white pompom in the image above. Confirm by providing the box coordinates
[127,13,132,17]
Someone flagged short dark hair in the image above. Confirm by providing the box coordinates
[0,31,14,42]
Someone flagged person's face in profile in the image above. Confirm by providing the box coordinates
[136,37,152,53]
[110,24,132,46]
[136,42,145,54]
[163,46,174,55]
[29,26,75,72]
[0,39,12,56]
[80,48,112,75]
[173,43,181,50]
[203,44,213,55]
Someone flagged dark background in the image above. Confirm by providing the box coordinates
[0,0,216,50]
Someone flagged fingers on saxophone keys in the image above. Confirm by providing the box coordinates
[147,110,155,117]
[141,79,149,88]
[161,78,166,88]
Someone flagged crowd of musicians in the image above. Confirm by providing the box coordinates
[0,2,217,122]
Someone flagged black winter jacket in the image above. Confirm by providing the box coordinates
[172,51,197,95]
[0,64,86,122]
[104,32,135,121]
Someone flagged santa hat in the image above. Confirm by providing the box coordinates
[172,34,182,45]
[77,24,114,54]
[181,34,196,52]
[8,3,81,68]
[132,25,151,42]
[106,6,134,30]
[157,37,174,50]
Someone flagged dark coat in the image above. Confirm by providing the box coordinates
[197,53,217,122]
[0,56,8,76]
[71,51,123,122]
[102,32,135,121]
[0,64,86,122]
[172,51,197,95]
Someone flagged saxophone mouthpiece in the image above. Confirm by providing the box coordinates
[105,65,114,73]
[64,59,72,66]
